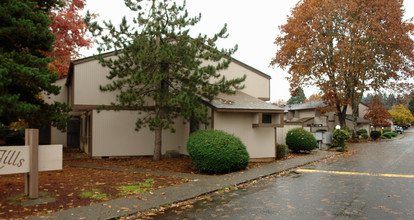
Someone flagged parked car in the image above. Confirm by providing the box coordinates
[394,125,403,134]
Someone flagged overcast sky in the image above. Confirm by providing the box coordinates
[81,0,414,102]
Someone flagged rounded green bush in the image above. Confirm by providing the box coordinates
[370,131,382,140]
[380,135,390,139]
[383,127,392,133]
[361,133,369,139]
[285,128,316,152]
[186,130,249,174]
[331,129,350,149]
[383,132,397,137]
[276,144,288,159]
[356,129,368,136]
[382,132,393,139]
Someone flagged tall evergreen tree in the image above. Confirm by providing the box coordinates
[287,88,306,105]
[87,0,245,161]
[0,0,71,131]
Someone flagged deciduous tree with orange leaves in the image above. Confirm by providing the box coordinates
[363,95,392,128]
[304,93,323,103]
[271,0,414,129]
[47,0,95,77]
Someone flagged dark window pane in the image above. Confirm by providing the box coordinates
[262,114,272,124]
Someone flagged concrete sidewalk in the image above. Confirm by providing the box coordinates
[28,150,339,220]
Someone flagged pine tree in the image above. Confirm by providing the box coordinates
[0,0,71,131]
[287,88,306,105]
[87,0,245,161]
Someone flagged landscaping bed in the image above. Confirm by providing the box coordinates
[0,166,187,219]
[63,152,309,174]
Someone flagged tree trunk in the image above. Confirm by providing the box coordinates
[336,104,347,129]
[153,126,162,161]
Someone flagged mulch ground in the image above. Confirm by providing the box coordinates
[0,152,308,219]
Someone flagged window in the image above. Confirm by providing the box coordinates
[262,114,272,124]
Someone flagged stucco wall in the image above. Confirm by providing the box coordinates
[73,58,119,106]
[214,112,275,159]
[45,77,67,104]
[44,78,68,147]
[314,116,328,125]
[345,103,368,118]
[50,127,67,147]
[297,109,314,118]
[203,60,270,100]
[91,110,185,157]
[359,104,369,118]
[73,57,270,106]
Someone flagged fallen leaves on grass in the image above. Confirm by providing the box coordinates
[0,166,187,219]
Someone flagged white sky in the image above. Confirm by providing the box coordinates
[81,0,414,102]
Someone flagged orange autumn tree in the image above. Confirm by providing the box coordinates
[304,93,322,103]
[364,95,392,128]
[47,0,95,77]
[271,0,414,129]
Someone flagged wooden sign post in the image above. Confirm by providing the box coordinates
[0,129,62,199]
[25,129,39,199]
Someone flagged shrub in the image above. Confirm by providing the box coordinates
[382,132,394,139]
[356,129,368,136]
[383,132,397,138]
[361,133,369,139]
[276,144,288,159]
[186,130,249,174]
[383,127,391,133]
[380,135,390,139]
[331,129,350,149]
[285,128,316,152]
[370,131,382,140]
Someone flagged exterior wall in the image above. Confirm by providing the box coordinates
[45,78,68,146]
[45,77,67,104]
[50,127,67,147]
[297,109,314,118]
[91,110,185,157]
[359,104,369,118]
[214,112,275,159]
[73,57,270,106]
[358,124,371,133]
[313,116,327,126]
[345,103,368,118]
[73,58,119,106]
[203,60,270,100]
[345,119,371,133]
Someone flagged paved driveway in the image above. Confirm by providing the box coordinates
[151,130,414,219]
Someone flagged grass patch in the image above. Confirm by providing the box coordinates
[118,179,155,196]
[79,188,110,200]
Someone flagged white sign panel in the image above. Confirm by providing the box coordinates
[0,146,30,175]
[39,145,62,172]
[0,145,62,175]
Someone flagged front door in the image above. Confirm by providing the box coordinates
[67,118,80,148]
